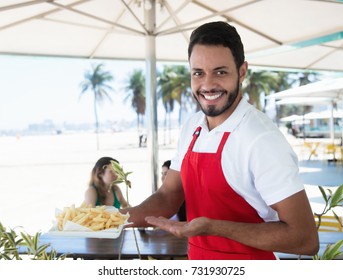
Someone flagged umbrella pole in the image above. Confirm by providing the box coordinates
[341,99,343,146]
[302,112,306,144]
[330,101,335,144]
[145,1,159,193]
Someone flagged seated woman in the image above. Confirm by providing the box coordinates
[83,157,129,209]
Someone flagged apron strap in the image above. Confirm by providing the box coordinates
[188,126,202,152]
[217,132,230,154]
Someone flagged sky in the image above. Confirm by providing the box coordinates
[1,54,342,132]
[0,55,150,131]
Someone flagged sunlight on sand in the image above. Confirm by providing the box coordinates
[0,130,179,234]
[0,128,341,234]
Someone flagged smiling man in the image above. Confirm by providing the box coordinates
[122,21,319,260]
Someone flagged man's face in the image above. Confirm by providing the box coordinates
[189,44,247,125]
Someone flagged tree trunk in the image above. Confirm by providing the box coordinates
[94,92,100,150]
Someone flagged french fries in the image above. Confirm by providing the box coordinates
[55,204,129,231]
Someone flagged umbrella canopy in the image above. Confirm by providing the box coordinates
[1,0,343,191]
[268,78,343,100]
[1,0,343,71]
[304,109,343,119]
[275,97,334,106]
[280,114,305,122]
[269,78,343,142]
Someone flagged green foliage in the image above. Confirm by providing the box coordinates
[110,160,132,188]
[315,184,343,225]
[0,222,66,260]
[80,63,114,103]
[313,240,343,260]
[80,63,114,149]
[109,161,141,259]
[123,68,146,130]
[110,160,132,200]
[242,70,279,110]
[313,184,343,260]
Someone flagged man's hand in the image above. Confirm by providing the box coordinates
[145,216,210,238]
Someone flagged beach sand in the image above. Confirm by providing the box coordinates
[0,130,179,234]
[0,128,341,234]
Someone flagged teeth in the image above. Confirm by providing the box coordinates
[203,93,222,100]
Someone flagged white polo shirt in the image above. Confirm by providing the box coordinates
[171,98,304,222]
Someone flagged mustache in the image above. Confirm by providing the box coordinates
[196,89,227,95]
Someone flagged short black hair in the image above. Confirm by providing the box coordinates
[188,21,245,70]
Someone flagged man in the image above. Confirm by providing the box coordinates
[122,21,319,260]
[161,160,186,222]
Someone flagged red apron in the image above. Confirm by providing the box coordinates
[180,126,276,260]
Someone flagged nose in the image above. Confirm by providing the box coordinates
[201,74,216,91]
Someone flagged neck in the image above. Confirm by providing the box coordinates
[206,95,242,131]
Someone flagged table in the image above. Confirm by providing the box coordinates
[27,228,188,260]
[19,229,342,260]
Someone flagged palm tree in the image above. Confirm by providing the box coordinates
[274,71,297,92]
[124,69,146,131]
[242,70,279,111]
[80,63,114,150]
[298,72,320,86]
[158,65,192,127]
[157,66,178,144]
[169,65,192,125]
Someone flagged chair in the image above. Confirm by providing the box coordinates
[336,146,343,161]
[302,142,319,160]
[324,143,337,161]
[314,215,343,232]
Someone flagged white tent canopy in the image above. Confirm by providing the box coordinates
[268,78,343,101]
[280,110,343,121]
[1,0,343,71]
[276,97,334,106]
[280,114,304,122]
[269,78,343,142]
[305,109,343,119]
[1,0,343,191]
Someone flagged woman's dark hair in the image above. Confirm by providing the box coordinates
[93,157,119,171]
[188,21,245,70]
[162,160,171,169]
[89,157,119,203]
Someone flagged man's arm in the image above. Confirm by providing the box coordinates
[120,169,184,228]
[146,190,319,255]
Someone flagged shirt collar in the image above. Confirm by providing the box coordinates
[197,98,253,133]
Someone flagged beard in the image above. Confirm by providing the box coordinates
[194,79,240,117]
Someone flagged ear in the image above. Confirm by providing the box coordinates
[239,61,248,84]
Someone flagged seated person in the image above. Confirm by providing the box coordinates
[162,160,186,222]
[84,157,129,208]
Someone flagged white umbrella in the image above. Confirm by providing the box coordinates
[276,97,333,106]
[268,78,343,100]
[304,109,343,119]
[269,78,343,142]
[280,114,304,122]
[2,0,343,191]
[1,0,343,71]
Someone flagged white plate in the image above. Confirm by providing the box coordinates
[46,222,128,239]
[46,228,122,239]
[50,206,130,239]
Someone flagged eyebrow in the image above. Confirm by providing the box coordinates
[191,66,230,71]
[213,66,230,71]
